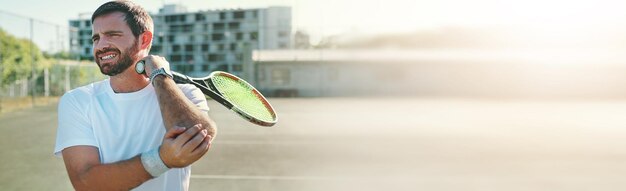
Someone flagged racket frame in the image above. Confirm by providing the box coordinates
[172,71,277,127]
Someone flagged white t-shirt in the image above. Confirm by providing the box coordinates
[54,79,209,191]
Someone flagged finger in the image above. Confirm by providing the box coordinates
[192,135,212,156]
[164,126,186,139]
[182,129,207,153]
[172,124,202,147]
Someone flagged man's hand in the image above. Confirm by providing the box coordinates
[141,55,170,77]
[159,124,212,168]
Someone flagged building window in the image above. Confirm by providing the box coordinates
[84,47,90,55]
[252,10,258,18]
[235,53,244,61]
[70,21,80,27]
[84,21,91,27]
[183,24,193,32]
[171,55,182,62]
[168,35,175,43]
[170,24,193,32]
[212,33,224,41]
[208,54,225,62]
[213,23,225,30]
[80,30,92,36]
[215,64,228,71]
[219,12,227,20]
[176,65,194,73]
[166,15,186,23]
[150,45,161,53]
[195,13,205,21]
[169,25,179,32]
[172,45,180,52]
[233,11,245,19]
[228,22,240,30]
[185,55,193,63]
[217,44,224,51]
[271,68,290,85]
[201,44,209,51]
[236,32,243,40]
[185,44,194,52]
[250,32,258,40]
[202,64,210,71]
[230,43,237,51]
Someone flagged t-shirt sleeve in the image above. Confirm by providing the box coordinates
[54,93,97,158]
[180,84,210,113]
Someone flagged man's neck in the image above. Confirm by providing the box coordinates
[110,69,150,93]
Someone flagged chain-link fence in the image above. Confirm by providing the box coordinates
[0,60,104,113]
[0,9,107,113]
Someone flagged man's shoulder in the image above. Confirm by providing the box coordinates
[61,79,108,101]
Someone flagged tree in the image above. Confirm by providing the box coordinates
[0,27,47,87]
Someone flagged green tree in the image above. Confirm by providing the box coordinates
[0,27,47,87]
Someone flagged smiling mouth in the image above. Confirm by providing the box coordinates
[100,54,118,61]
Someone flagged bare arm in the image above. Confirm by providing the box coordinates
[62,126,209,190]
[152,75,216,136]
[62,146,151,191]
[145,55,217,137]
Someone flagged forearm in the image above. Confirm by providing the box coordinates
[71,156,151,191]
[152,75,216,136]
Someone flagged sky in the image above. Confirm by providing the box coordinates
[1,0,626,52]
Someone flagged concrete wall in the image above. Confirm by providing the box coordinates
[254,59,626,98]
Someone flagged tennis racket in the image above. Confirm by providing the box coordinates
[135,60,277,127]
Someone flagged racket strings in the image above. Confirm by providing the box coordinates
[210,75,275,122]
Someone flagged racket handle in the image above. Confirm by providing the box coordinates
[171,71,190,84]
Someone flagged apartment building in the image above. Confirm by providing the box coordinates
[69,4,292,77]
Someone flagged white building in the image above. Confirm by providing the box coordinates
[251,49,626,98]
[69,4,292,77]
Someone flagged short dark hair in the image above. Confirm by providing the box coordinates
[91,0,153,38]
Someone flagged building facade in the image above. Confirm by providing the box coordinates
[69,4,291,77]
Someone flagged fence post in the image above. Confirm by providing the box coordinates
[44,67,50,97]
[65,64,70,92]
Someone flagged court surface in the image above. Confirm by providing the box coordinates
[1,97,626,190]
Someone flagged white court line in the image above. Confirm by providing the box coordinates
[215,140,319,145]
[190,174,346,181]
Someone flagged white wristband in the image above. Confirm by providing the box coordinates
[141,147,170,177]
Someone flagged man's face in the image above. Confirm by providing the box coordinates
[92,12,140,76]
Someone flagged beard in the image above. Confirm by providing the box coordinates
[95,39,139,76]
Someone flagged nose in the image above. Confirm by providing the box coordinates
[93,37,112,54]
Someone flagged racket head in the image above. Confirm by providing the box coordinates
[207,71,277,127]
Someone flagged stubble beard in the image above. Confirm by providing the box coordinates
[96,39,139,76]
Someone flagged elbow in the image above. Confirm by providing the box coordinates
[70,166,112,191]
[70,173,93,191]
[203,117,217,138]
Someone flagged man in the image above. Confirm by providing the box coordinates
[54,1,217,190]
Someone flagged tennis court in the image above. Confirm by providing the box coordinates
[1,97,626,190]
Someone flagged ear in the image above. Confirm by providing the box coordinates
[139,31,153,50]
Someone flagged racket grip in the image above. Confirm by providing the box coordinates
[171,71,190,84]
